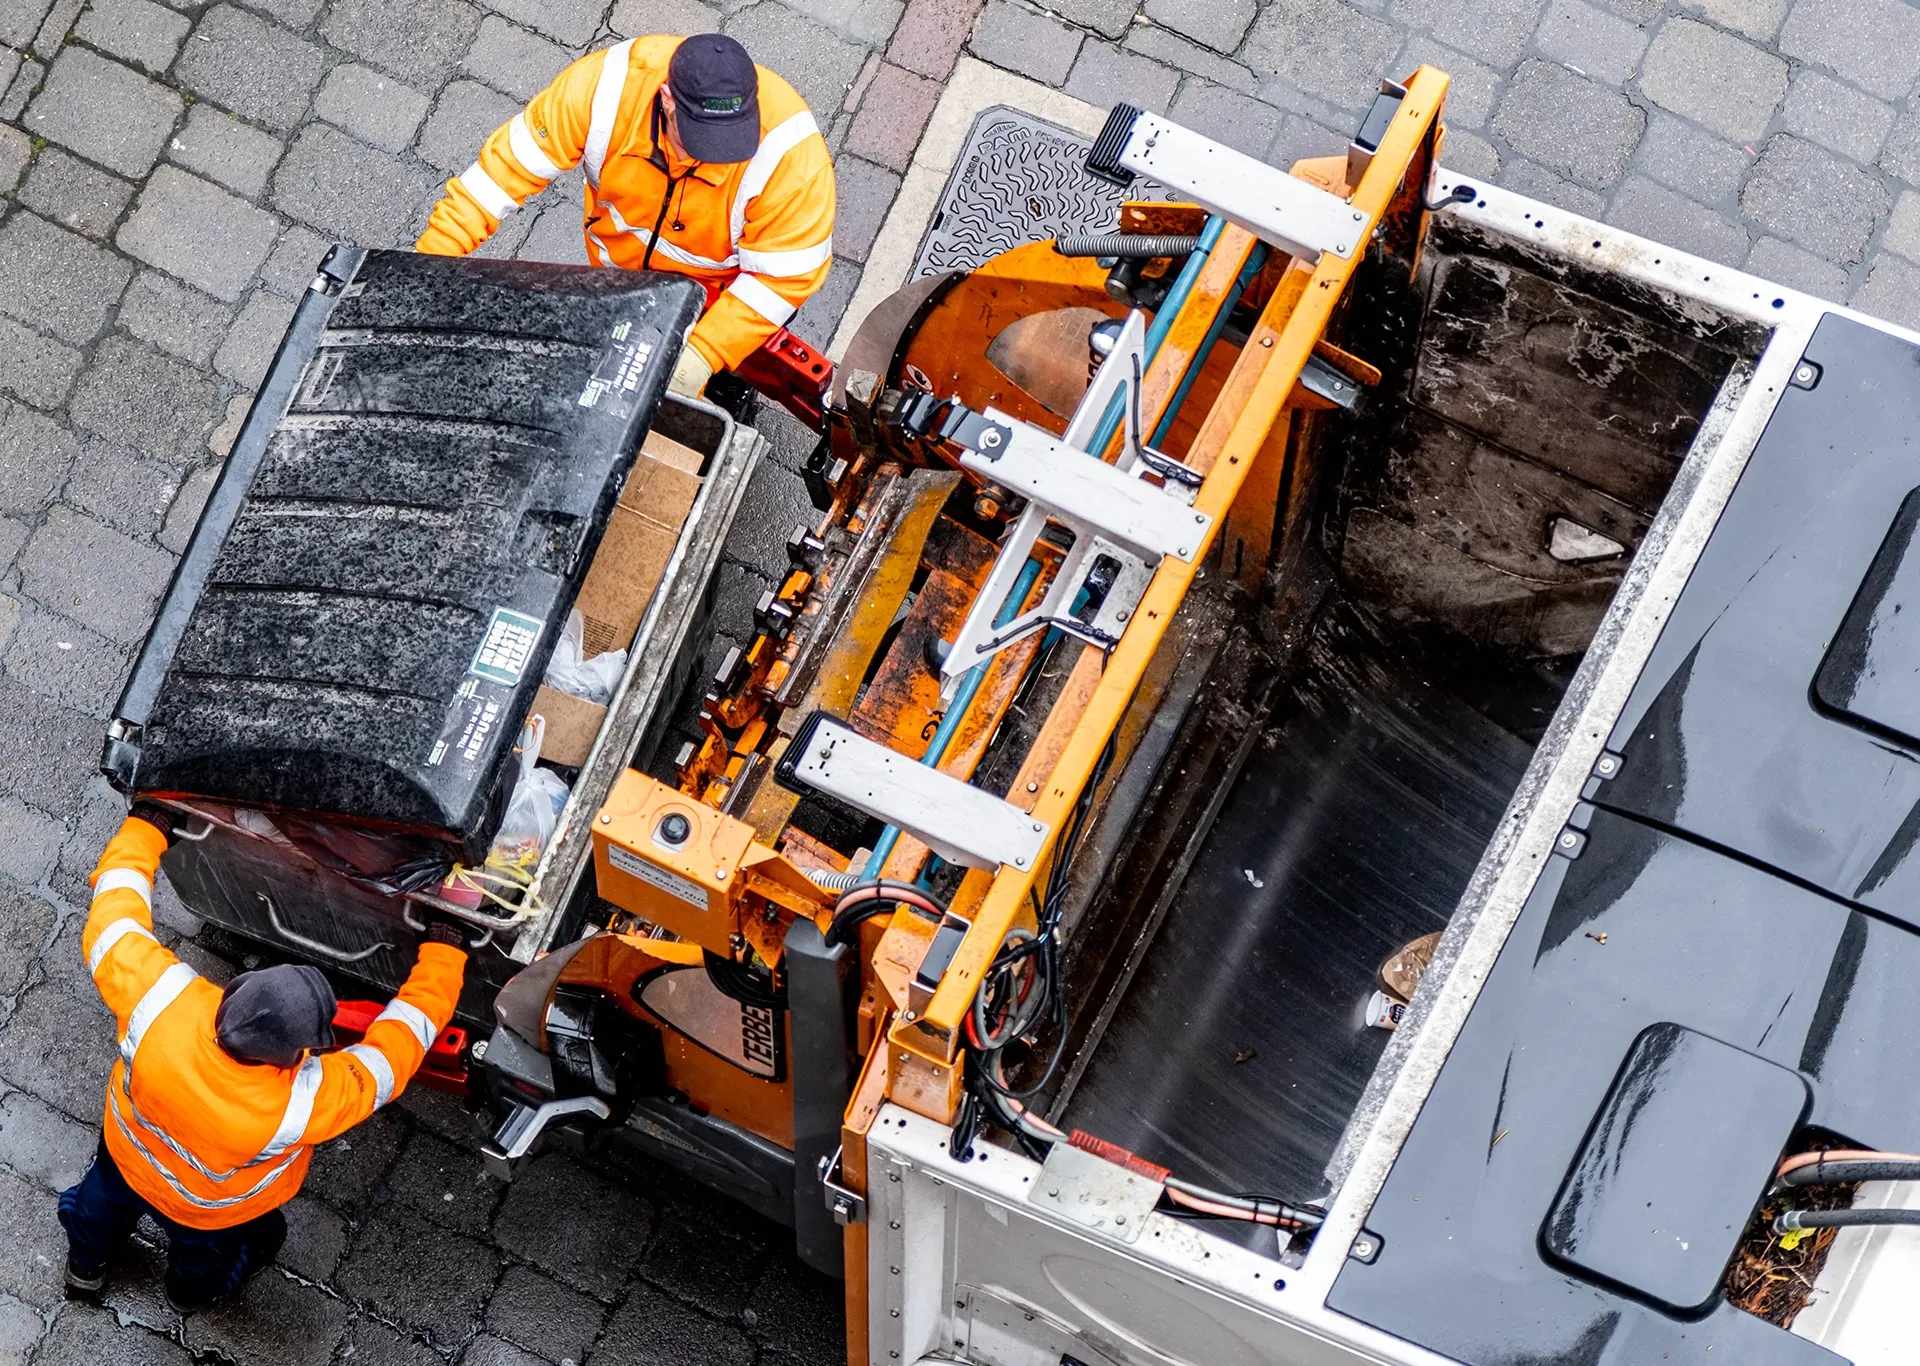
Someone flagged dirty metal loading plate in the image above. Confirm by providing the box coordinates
[911,107,1177,280]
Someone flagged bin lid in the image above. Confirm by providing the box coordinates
[106,247,705,859]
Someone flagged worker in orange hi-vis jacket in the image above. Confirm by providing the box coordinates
[58,803,468,1314]
[417,32,836,401]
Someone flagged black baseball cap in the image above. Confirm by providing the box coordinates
[668,35,761,164]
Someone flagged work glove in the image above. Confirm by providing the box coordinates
[423,915,468,949]
[669,346,714,399]
[129,799,176,844]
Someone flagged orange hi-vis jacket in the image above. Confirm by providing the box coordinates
[84,816,466,1229]
[416,35,836,374]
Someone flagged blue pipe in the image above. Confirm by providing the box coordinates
[1151,242,1269,448]
[1088,215,1228,458]
[864,557,1046,875]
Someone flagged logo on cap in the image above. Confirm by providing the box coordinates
[700,95,746,113]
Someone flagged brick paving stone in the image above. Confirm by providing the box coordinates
[611,0,731,38]
[388,1129,502,1236]
[640,1204,772,1321]
[323,0,484,89]
[165,102,285,198]
[187,1269,353,1365]
[1143,0,1251,53]
[0,316,83,409]
[1442,128,1500,179]
[0,597,18,655]
[24,48,183,177]
[1742,134,1890,264]
[0,403,80,515]
[17,503,174,641]
[465,1336,548,1366]
[0,882,55,996]
[0,792,65,882]
[1397,37,1497,130]
[175,4,325,133]
[1884,109,1920,188]
[260,223,335,296]
[493,1153,653,1301]
[1165,79,1283,158]
[70,337,218,466]
[1779,71,1894,166]
[1534,0,1649,86]
[314,63,433,155]
[481,0,604,47]
[420,79,521,173]
[0,212,132,343]
[208,390,253,458]
[1608,175,1748,267]
[591,1283,753,1366]
[465,15,573,102]
[0,0,53,46]
[486,1264,605,1364]
[0,1292,41,1362]
[1681,0,1787,42]
[1124,25,1258,93]
[242,0,324,26]
[341,1316,445,1366]
[1885,191,1920,263]
[967,0,1079,85]
[1490,60,1642,190]
[847,62,939,171]
[117,270,231,365]
[1855,252,1920,331]
[886,0,980,79]
[1048,0,1134,40]
[304,1107,409,1212]
[63,439,181,539]
[1779,0,1920,101]
[1497,157,1607,216]
[0,1087,93,1191]
[278,1194,349,1282]
[0,124,28,193]
[1392,0,1544,67]
[0,531,24,578]
[1064,40,1178,115]
[4,599,137,722]
[75,0,191,73]
[783,0,908,47]
[273,122,443,245]
[1243,0,1403,112]
[791,255,859,343]
[119,164,281,301]
[727,1,871,114]
[20,149,136,239]
[32,1301,191,1364]
[339,1208,500,1345]
[1637,17,1785,142]
[214,288,297,387]
[742,1260,843,1366]
[831,153,898,264]
[158,460,218,553]
[1747,235,1849,301]
[1633,112,1750,208]
[0,675,102,817]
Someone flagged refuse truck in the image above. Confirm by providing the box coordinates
[105,59,1920,1366]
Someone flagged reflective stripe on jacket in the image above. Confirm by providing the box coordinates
[415,34,836,373]
[85,816,467,1229]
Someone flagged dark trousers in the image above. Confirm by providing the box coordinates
[58,1140,286,1304]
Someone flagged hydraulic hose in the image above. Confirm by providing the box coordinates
[1774,1207,1920,1233]
[1055,233,1202,258]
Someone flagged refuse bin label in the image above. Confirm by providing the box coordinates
[427,676,509,771]
[468,607,545,686]
[578,320,658,421]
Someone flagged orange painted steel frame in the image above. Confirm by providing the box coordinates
[885,67,1452,1097]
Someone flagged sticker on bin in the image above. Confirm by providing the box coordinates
[578,321,657,419]
[469,608,544,686]
[607,842,708,908]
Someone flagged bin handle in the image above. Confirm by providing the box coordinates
[400,902,495,952]
[259,894,395,965]
[174,818,215,843]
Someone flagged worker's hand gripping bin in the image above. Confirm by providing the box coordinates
[101,247,764,1029]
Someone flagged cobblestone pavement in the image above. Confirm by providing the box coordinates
[0,0,1915,1360]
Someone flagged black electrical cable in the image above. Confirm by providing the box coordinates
[823,880,949,947]
[1774,1207,1920,1234]
[1780,1159,1920,1187]
[702,951,786,1009]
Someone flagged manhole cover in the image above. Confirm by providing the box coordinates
[910,106,1178,280]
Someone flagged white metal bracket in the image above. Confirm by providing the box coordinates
[937,312,1211,697]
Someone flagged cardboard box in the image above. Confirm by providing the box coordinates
[531,433,703,766]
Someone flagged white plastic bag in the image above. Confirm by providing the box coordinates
[487,716,570,876]
[542,609,627,706]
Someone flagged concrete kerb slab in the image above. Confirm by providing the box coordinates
[828,56,1106,359]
